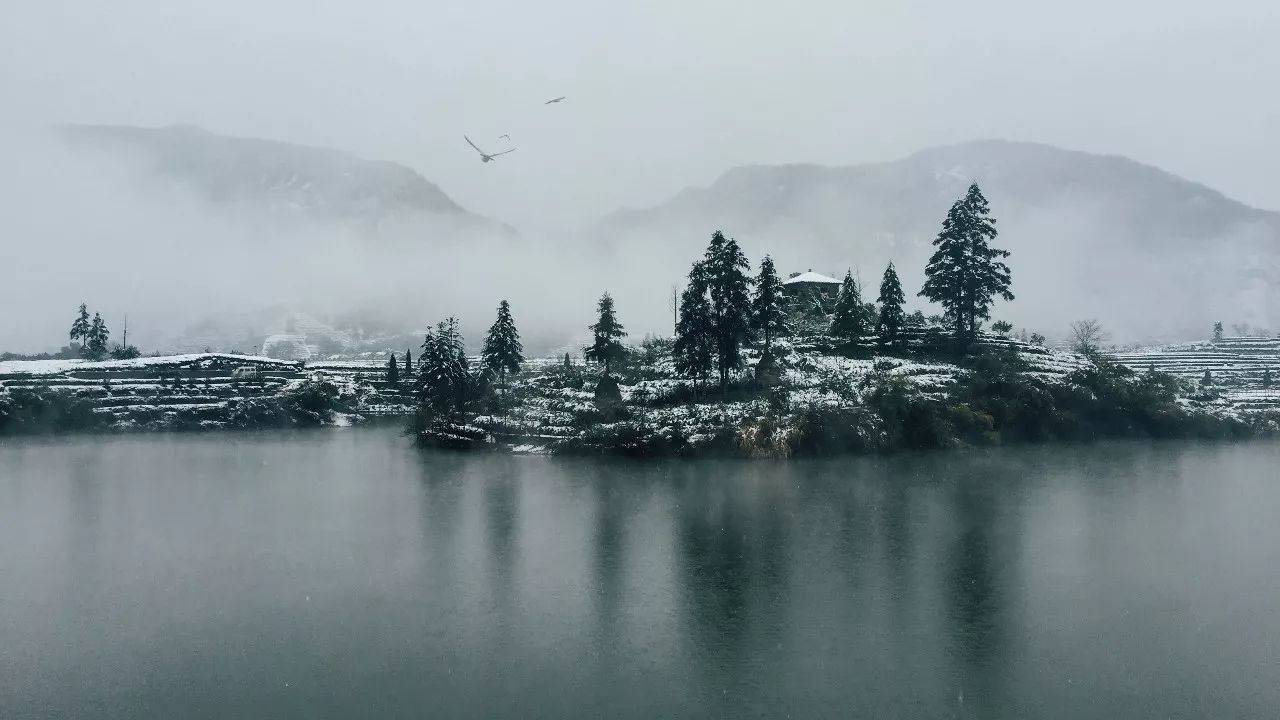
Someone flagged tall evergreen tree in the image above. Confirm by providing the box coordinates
[829,270,867,347]
[919,183,1013,345]
[69,303,91,351]
[415,318,470,425]
[585,292,627,373]
[702,230,754,390]
[86,312,110,360]
[386,352,400,384]
[404,348,413,374]
[482,299,525,390]
[876,261,906,348]
[750,254,788,351]
[673,263,715,388]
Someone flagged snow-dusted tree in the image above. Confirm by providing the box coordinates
[69,303,91,352]
[1069,319,1110,356]
[386,352,400,384]
[1213,321,1224,342]
[585,292,627,373]
[673,263,715,388]
[991,320,1014,335]
[482,299,524,390]
[703,230,754,390]
[86,313,110,360]
[414,317,470,426]
[920,183,1013,345]
[750,254,788,351]
[876,262,906,348]
[404,348,413,374]
[830,270,868,348]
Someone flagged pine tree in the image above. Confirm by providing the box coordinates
[702,231,754,391]
[69,303,91,351]
[585,292,627,374]
[673,263,715,388]
[482,299,525,391]
[919,183,1013,346]
[876,261,906,348]
[829,270,867,347]
[415,318,470,425]
[86,313,110,360]
[750,254,788,351]
[386,352,400,384]
[1213,321,1224,342]
[404,348,413,375]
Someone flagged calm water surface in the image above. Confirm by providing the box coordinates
[2,427,1278,719]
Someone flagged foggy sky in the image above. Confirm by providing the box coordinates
[4,0,1279,235]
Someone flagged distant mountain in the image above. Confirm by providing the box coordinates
[601,140,1280,342]
[59,123,512,235]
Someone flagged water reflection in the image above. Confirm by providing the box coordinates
[5,432,1280,719]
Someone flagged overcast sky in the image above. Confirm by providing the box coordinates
[3,0,1278,231]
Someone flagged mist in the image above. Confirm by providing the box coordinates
[3,0,1280,353]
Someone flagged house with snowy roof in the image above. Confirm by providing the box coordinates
[782,270,842,300]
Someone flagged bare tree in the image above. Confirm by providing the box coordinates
[1069,319,1111,356]
[669,284,679,335]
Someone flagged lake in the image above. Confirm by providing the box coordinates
[2,427,1278,719]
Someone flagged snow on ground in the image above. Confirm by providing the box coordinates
[0,353,298,376]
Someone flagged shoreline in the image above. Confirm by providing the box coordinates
[6,338,1280,459]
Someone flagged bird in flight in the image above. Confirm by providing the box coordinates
[465,135,515,163]
[544,96,566,104]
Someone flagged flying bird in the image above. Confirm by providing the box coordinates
[544,96,566,104]
[464,135,515,163]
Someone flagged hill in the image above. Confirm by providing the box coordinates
[600,140,1280,343]
[59,123,513,235]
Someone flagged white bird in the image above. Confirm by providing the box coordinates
[464,135,515,163]
[544,96,566,104]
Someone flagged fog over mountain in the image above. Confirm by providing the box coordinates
[602,140,1280,343]
[61,123,512,235]
[4,126,1277,355]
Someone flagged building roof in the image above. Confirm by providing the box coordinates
[783,270,841,285]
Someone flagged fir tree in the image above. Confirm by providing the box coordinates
[69,303,91,351]
[415,318,470,425]
[829,270,868,347]
[919,183,1013,346]
[702,230,754,390]
[673,263,715,388]
[482,299,525,390]
[750,254,788,351]
[876,261,906,348]
[386,352,400,384]
[404,348,413,374]
[1213,321,1224,342]
[585,292,627,374]
[86,313,110,360]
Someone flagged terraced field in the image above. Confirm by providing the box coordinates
[1111,336,1280,410]
[0,354,413,430]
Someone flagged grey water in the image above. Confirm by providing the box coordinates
[2,427,1278,719]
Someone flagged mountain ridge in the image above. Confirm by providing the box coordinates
[598,139,1280,342]
[58,123,515,234]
